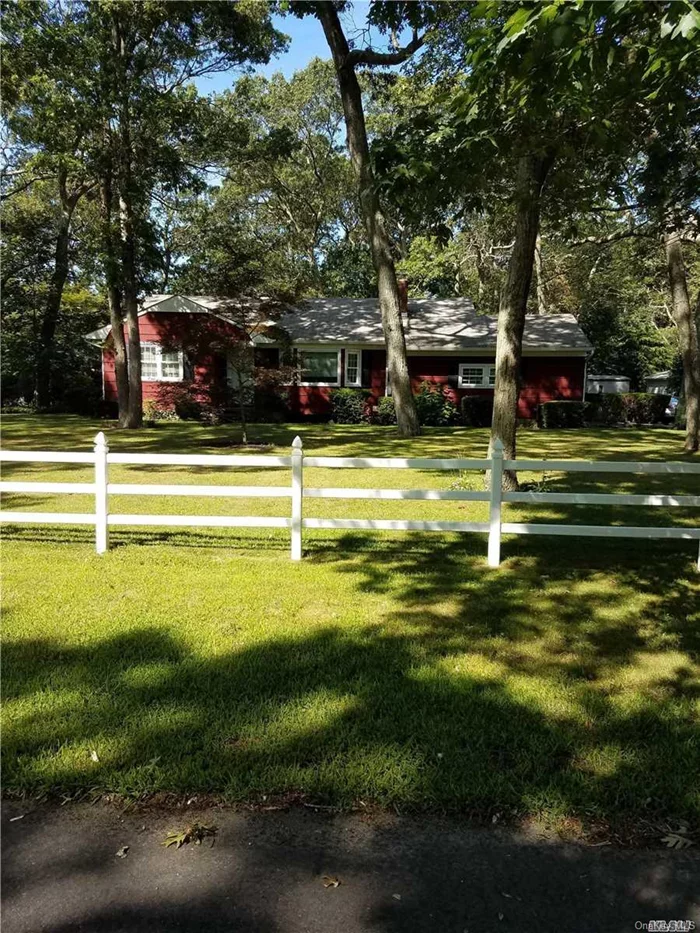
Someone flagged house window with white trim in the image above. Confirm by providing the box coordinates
[344,349,362,387]
[458,363,496,388]
[299,349,341,386]
[140,342,184,382]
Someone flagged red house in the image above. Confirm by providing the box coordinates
[87,293,592,419]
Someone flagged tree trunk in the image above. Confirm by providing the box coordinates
[534,234,546,314]
[100,160,130,424]
[238,386,248,446]
[317,4,419,437]
[490,152,554,489]
[113,9,142,428]
[664,229,700,452]
[35,194,72,408]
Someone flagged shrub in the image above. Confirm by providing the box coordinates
[539,400,587,428]
[330,388,369,424]
[585,393,624,425]
[413,382,458,426]
[373,395,396,425]
[460,395,493,427]
[0,396,37,415]
[618,392,668,424]
[252,389,289,423]
[674,396,687,430]
[143,400,180,424]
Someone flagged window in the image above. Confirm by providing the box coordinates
[344,349,362,387]
[141,343,159,381]
[458,363,496,388]
[299,350,340,386]
[139,342,183,382]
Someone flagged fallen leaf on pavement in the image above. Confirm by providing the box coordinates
[661,833,694,849]
[163,824,217,849]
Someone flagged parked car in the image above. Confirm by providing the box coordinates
[663,396,679,424]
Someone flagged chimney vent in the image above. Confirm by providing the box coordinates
[397,278,408,315]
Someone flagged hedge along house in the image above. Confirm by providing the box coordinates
[86,292,593,419]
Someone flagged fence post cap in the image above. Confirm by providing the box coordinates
[292,435,303,450]
[94,431,108,449]
[492,438,504,454]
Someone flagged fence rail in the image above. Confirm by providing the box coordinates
[1,432,698,569]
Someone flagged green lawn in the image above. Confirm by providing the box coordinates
[2,415,699,835]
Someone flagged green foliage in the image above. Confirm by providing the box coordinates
[585,394,624,426]
[618,393,669,425]
[675,397,687,430]
[538,401,587,429]
[412,382,458,426]
[330,388,370,424]
[460,395,493,428]
[373,396,397,425]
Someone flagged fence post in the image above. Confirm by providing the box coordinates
[291,435,303,561]
[94,431,109,554]
[487,438,504,568]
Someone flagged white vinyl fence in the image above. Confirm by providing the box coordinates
[1,432,699,569]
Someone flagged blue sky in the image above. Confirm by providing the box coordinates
[195,14,329,95]
[195,7,406,94]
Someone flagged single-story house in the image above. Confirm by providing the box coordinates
[645,370,674,396]
[586,373,631,395]
[86,293,593,419]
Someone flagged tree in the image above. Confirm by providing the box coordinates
[89,0,286,427]
[2,2,99,407]
[293,1,427,436]
[374,1,698,478]
[159,303,294,444]
[3,0,285,426]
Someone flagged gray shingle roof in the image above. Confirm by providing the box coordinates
[85,294,592,352]
[278,298,592,352]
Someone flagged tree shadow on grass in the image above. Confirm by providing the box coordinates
[3,527,699,827]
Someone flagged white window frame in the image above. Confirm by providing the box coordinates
[344,348,362,387]
[458,363,496,389]
[139,342,184,383]
[297,348,341,387]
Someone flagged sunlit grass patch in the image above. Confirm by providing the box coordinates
[2,415,699,829]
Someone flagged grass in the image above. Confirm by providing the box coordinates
[2,415,699,835]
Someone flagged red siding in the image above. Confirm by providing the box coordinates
[102,312,239,406]
[102,316,585,420]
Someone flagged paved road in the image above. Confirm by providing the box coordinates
[2,799,698,933]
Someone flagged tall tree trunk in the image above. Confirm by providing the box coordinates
[664,229,700,452]
[113,9,142,428]
[534,234,547,314]
[100,159,129,424]
[35,184,72,408]
[491,152,554,489]
[317,4,419,437]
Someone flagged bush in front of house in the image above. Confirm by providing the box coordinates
[460,395,493,427]
[539,400,587,428]
[619,392,669,424]
[252,388,289,423]
[373,395,396,425]
[413,381,458,426]
[674,396,687,430]
[330,388,370,424]
[585,393,624,425]
[586,392,669,425]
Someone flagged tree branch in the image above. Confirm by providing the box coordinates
[345,29,424,68]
